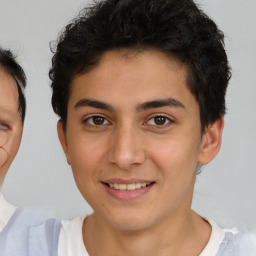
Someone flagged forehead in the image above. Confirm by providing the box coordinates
[69,49,194,106]
[76,49,188,83]
[0,69,19,117]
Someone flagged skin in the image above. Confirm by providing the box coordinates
[58,49,224,256]
[0,69,23,187]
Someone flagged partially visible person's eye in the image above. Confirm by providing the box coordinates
[146,115,174,127]
[0,123,8,130]
[83,115,111,126]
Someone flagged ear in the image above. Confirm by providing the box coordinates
[57,120,71,165]
[198,116,224,165]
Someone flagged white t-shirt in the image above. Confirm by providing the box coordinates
[0,193,16,233]
[58,216,236,256]
[58,216,88,256]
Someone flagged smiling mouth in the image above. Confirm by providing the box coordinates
[104,182,154,191]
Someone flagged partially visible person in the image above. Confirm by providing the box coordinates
[0,47,26,234]
[49,0,256,255]
[0,47,60,256]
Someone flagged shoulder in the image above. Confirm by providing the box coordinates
[201,218,256,256]
[216,229,256,256]
[28,217,61,256]
[1,207,53,232]
[0,207,61,256]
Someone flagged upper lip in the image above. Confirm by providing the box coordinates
[102,178,154,184]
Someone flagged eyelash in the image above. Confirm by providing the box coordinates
[82,114,174,128]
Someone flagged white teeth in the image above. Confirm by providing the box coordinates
[135,183,141,189]
[127,184,135,190]
[119,184,126,190]
[107,182,151,191]
[141,183,147,188]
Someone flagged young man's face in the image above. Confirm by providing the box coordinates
[58,49,223,230]
[0,70,23,186]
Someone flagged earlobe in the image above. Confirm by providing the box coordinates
[57,120,71,165]
[198,116,224,165]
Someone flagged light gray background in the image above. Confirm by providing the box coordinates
[0,0,255,230]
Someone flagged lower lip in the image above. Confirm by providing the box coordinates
[102,183,154,201]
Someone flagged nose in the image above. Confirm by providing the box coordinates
[107,125,146,170]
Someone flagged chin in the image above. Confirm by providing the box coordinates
[104,210,155,231]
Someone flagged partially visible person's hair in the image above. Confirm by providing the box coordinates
[0,47,26,122]
[50,0,231,130]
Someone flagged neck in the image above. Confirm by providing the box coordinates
[83,210,211,256]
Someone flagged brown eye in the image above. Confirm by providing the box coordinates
[92,116,105,125]
[154,116,167,125]
[146,115,173,127]
[85,115,110,126]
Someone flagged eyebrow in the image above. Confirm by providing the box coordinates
[74,98,185,112]
[74,99,114,111]
[136,98,185,111]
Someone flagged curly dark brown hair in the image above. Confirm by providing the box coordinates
[49,0,231,130]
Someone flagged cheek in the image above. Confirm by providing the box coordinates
[147,134,201,199]
[149,137,200,171]
[148,139,199,212]
[3,127,22,162]
[0,132,8,169]
[68,135,106,181]
[0,147,8,168]
[0,131,8,146]
[0,129,22,182]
